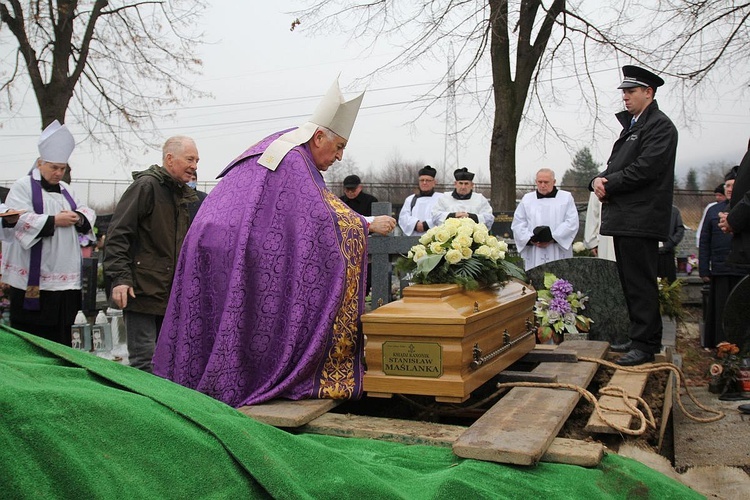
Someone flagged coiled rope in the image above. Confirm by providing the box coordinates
[495,356,725,436]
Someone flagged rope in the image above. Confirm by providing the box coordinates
[494,356,725,436]
[578,356,725,424]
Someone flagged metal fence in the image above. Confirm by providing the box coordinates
[0,178,716,233]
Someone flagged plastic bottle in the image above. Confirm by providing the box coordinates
[91,310,113,354]
[71,310,91,351]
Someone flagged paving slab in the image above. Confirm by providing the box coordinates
[672,385,750,469]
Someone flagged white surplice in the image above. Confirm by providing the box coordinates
[398,192,442,236]
[431,191,494,230]
[1,169,96,291]
[512,189,579,271]
[584,192,616,262]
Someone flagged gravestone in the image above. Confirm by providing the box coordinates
[81,257,99,316]
[369,202,419,310]
[526,257,629,345]
[491,211,515,239]
[722,275,750,353]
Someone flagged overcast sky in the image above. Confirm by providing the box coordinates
[1,1,748,186]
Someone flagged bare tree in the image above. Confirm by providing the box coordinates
[700,160,734,191]
[0,0,208,151]
[292,1,750,210]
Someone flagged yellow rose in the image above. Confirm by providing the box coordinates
[473,228,488,244]
[457,225,474,238]
[429,242,446,254]
[445,249,462,264]
[443,218,462,231]
[411,244,427,261]
[486,235,500,248]
[419,228,436,245]
[497,240,508,252]
[460,246,472,259]
[435,228,451,243]
[475,245,492,257]
[452,234,473,250]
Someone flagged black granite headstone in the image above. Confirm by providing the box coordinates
[526,257,629,345]
[491,211,515,239]
[722,275,750,353]
[81,257,99,316]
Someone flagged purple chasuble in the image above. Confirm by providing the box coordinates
[153,130,368,407]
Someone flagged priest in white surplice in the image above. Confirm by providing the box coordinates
[431,167,494,230]
[398,165,443,236]
[512,168,578,270]
[1,121,95,345]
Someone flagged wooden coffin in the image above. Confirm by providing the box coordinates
[361,279,536,403]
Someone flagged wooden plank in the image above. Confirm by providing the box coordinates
[584,369,649,434]
[520,347,579,363]
[452,340,609,466]
[543,438,604,468]
[658,352,678,452]
[496,371,558,384]
[302,413,603,466]
[237,399,341,427]
[301,413,466,447]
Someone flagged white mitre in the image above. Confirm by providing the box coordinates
[258,78,365,170]
[38,120,76,163]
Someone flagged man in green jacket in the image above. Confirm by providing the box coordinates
[104,136,199,372]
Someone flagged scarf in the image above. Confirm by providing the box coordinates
[451,190,472,200]
[25,174,77,310]
[536,187,558,199]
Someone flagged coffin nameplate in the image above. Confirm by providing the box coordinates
[382,341,443,378]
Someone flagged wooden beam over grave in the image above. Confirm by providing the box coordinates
[238,399,341,427]
[301,413,603,467]
[452,340,609,466]
[584,369,649,434]
[520,345,579,363]
[495,371,558,384]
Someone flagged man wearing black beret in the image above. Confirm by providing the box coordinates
[340,174,378,216]
[431,167,494,230]
[398,165,443,236]
[591,65,678,366]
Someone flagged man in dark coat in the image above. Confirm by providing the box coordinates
[340,175,378,216]
[720,143,750,269]
[104,136,199,373]
[700,167,746,347]
[591,65,678,366]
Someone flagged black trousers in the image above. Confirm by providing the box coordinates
[656,251,677,283]
[613,236,662,354]
[9,287,81,346]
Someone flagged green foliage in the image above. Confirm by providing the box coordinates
[658,278,684,320]
[684,168,699,191]
[533,273,593,344]
[561,147,602,187]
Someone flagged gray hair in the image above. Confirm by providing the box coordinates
[162,136,195,163]
[316,126,340,141]
[536,168,556,180]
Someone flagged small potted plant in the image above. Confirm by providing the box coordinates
[707,342,743,398]
[533,273,594,344]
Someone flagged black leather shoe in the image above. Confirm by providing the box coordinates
[610,340,632,353]
[615,349,655,366]
[739,404,750,414]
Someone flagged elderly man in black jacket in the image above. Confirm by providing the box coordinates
[701,168,746,348]
[591,65,678,366]
[720,142,750,270]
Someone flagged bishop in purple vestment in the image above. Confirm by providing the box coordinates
[153,80,396,407]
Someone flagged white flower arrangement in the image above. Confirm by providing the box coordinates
[395,218,525,289]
